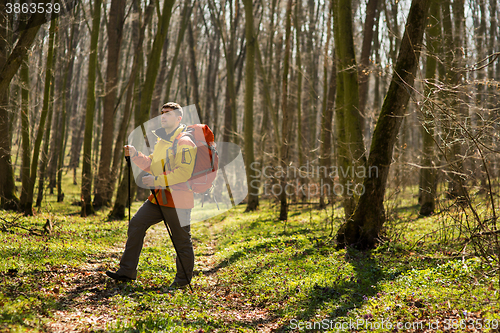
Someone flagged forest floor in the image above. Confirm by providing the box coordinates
[1,189,500,332]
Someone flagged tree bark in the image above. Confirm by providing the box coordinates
[36,28,58,207]
[319,0,335,209]
[242,0,259,212]
[19,55,31,212]
[202,24,220,128]
[57,16,80,202]
[295,0,303,169]
[136,0,175,127]
[109,0,154,219]
[255,43,280,152]
[304,0,320,162]
[337,0,430,249]
[23,17,57,215]
[208,0,241,144]
[319,57,337,209]
[163,0,192,102]
[81,0,103,216]
[188,21,203,121]
[0,0,50,93]
[93,0,126,207]
[279,0,293,221]
[333,0,367,220]
[0,1,50,208]
[358,0,379,136]
[441,0,467,202]
[419,0,439,216]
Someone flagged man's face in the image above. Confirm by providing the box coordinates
[160,107,181,129]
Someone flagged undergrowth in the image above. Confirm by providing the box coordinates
[0,193,499,332]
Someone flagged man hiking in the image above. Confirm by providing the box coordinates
[106,102,196,290]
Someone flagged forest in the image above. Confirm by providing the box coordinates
[0,0,500,331]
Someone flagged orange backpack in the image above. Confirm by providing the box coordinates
[171,124,218,193]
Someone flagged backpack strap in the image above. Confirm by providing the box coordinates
[164,127,189,172]
[172,130,192,158]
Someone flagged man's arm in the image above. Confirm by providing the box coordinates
[125,145,152,172]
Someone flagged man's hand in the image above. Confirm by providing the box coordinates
[124,145,137,157]
[142,175,155,187]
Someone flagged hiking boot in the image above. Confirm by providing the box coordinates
[167,281,189,290]
[105,271,135,282]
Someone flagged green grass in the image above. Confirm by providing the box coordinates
[0,188,499,332]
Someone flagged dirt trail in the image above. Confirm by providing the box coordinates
[44,224,281,332]
[43,250,122,332]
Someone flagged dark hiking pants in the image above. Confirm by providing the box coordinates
[116,200,193,284]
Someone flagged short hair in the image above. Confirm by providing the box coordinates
[162,102,183,118]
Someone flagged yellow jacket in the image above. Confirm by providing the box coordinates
[132,125,197,208]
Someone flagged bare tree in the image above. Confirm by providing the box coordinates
[81,0,103,216]
[418,0,440,216]
[109,0,155,220]
[0,1,53,209]
[319,0,335,209]
[36,22,58,208]
[93,0,126,208]
[337,0,430,249]
[22,18,57,215]
[19,56,31,211]
[440,0,468,202]
[358,0,379,136]
[242,0,259,211]
[278,0,292,221]
[188,20,202,121]
[333,0,366,220]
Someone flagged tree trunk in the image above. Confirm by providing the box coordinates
[0,1,42,208]
[36,31,58,207]
[441,0,467,202]
[109,0,154,219]
[81,0,103,216]
[222,55,237,143]
[279,0,293,221]
[19,55,31,211]
[188,21,203,121]
[68,50,84,186]
[109,160,133,220]
[255,43,280,152]
[337,0,430,249]
[319,57,337,209]
[0,0,50,93]
[136,0,175,127]
[487,0,498,181]
[304,0,320,162]
[203,30,220,127]
[57,18,80,202]
[295,0,303,169]
[164,0,191,102]
[419,0,439,216]
[93,0,126,208]
[319,0,334,209]
[70,112,85,185]
[358,0,379,137]
[24,18,57,215]
[133,50,149,203]
[242,0,259,212]
[46,29,65,196]
[207,0,243,145]
[333,0,367,220]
